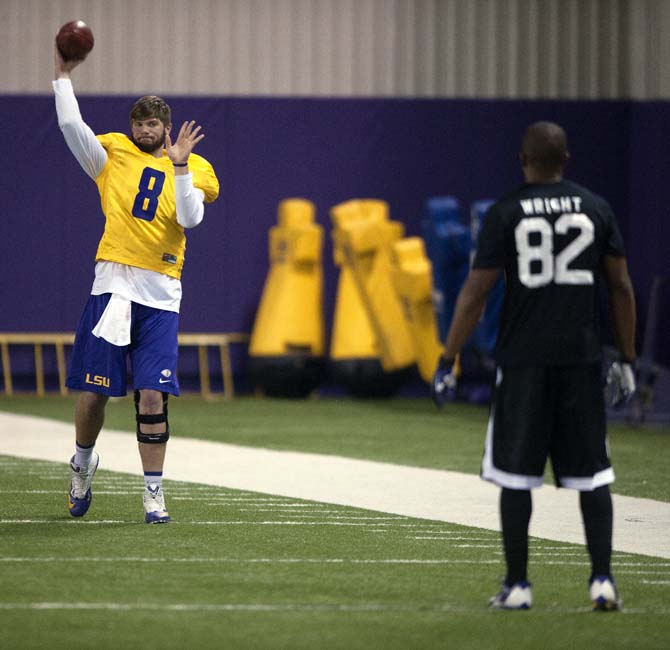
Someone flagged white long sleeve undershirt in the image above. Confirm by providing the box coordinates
[175,173,204,228]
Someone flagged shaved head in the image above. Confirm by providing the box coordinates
[521,121,569,178]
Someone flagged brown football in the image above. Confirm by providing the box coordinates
[56,20,94,61]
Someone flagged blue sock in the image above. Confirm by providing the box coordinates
[144,471,163,492]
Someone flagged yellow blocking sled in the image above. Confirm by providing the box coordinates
[389,237,444,382]
[249,198,325,396]
[330,200,380,364]
[330,199,415,373]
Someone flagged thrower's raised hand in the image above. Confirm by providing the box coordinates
[606,360,636,409]
[166,120,205,165]
[431,355,461,408]
[54,43,83,78]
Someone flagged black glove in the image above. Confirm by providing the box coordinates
[431,355,460,408]
[606,359,636,409]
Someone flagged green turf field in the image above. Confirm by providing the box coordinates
[0,396,668,650]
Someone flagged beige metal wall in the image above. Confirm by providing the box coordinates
[2,0,667,98]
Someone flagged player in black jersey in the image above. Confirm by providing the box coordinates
[432,121,637,610]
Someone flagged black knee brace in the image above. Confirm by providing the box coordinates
[134,390,170,443]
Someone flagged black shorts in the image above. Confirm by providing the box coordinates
[480,363,614,490]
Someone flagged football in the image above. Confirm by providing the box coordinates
[56,20,94,61]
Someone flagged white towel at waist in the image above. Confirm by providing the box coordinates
[91,294,132,346]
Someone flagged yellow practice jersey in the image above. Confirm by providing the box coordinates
[94,133,219,279]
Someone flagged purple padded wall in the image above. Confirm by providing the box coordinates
[1,94,664,364]
[627,102,670,365]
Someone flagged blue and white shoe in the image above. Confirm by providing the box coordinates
[68,452,99,517]
[589,575,622,611]
[489,581,532,610]
[143,484,171,524]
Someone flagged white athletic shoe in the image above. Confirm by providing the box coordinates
[68,452,99,518]
[143,484,171,524]
[589,575,622,611]
[489,581,532,610]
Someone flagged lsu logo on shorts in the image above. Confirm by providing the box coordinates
[85,373,111,388]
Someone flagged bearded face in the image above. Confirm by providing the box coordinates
[130,117,170,154]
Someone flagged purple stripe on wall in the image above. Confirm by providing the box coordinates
[1,95,666,365]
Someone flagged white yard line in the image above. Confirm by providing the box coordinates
[0,556,666,567]
[1,411,669,559]
[0,601,664,615]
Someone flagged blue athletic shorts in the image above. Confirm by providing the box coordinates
[67,293,180,397]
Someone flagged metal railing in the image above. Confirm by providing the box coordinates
[0,332,249,400]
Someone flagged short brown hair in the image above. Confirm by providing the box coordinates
[129,95,171,126]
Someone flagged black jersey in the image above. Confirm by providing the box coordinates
[473,179,626,365]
